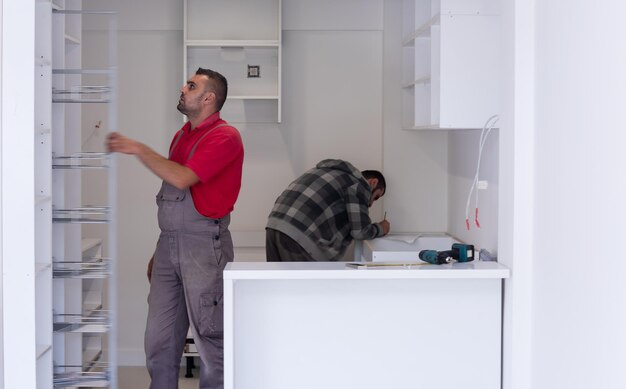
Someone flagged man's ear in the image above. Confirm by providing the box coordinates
[204,91,216,105]
[367,178,379,189]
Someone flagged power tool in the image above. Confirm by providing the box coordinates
[418,243,475,265]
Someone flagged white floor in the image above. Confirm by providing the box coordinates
[119,366,199,389]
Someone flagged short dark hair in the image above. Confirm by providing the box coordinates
[361,170,386,195]
[195,67,228,111]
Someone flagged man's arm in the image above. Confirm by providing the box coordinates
[106,132,198,190]
[345,184,390,240]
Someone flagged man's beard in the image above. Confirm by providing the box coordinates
[177,101,187,115]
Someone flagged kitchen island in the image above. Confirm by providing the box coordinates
[224,261,509,389]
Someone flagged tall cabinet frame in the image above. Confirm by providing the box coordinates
[183,0,282,123]
[35,0,118,387]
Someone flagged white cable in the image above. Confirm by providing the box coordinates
[465,115,499,229]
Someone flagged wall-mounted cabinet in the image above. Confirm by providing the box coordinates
[402,0,500,130]
[184,0,282,123]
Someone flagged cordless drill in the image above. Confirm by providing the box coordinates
[418,243,475,265]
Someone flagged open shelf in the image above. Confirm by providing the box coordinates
[52,152,110,169]
[52,206,110,224]
[53,311,111,334]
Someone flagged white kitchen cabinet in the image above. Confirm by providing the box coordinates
[184,0,282,123]
[402,0,500,129]
[224,262,509,389]
[32,0,119,387]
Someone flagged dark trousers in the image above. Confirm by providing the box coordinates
[265,228,316,261]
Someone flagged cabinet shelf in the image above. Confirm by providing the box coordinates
[64,34,81,45]
[402,75,431,88]
[185,39,280,48]
[229,95,279,100]
[52,86,111,104]
[53,206,110,224]
[403,14,440,45]
[53,259,110,279]
[53,363,110,388]
[53,311,110,334]
[52,152,110,169]
[53,68,113,75]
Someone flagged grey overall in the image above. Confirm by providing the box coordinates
[145,128,233,389]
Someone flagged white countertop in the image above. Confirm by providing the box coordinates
[224,261,510,280]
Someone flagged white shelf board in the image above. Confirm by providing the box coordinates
[228,95,279,100]
[185,39,280,48]
[402,75,431,88]
[403,124,496,131]
[402,14,440,46]
[64,33,80,45]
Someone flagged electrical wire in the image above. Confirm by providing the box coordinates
[465,115,499,230]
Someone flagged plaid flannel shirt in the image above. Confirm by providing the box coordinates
[267,159,383,260]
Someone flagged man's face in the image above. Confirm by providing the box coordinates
[369,187,384,208]
[177,74,212,116]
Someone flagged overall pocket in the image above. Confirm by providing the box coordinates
[199,292,223,338]
[156,184,186,230]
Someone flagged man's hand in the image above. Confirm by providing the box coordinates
[105,132,199,190]
[106,132,142,155]
[147,256,154,283]
[379,219,390,235]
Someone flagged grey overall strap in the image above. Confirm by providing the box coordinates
[188,123,229,159]
[168,130,185,158]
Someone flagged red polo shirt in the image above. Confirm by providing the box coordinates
[168,112,244,218]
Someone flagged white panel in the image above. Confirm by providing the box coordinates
[2,1,37,387]
[283,0,383,31]
[82,0,182,31]
[438,15,500,128]
[230,278,501,389]
[187,0,279,40]
[281,30,383,174]
[532,2,626,389]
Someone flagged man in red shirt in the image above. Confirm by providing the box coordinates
[107,68,243,389]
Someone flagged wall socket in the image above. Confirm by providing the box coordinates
[247,65,260,78]
[477,180,489,190]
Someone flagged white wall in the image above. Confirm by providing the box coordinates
[448,130,499,254]
[532,1,626,388]
[83,0,389,365]
[382,0,449,234]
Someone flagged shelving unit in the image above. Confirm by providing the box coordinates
[183,0,282,123]
[34,1,118,387]
[402,0,500,130]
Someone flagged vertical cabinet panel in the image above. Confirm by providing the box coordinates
[35,1,54,387]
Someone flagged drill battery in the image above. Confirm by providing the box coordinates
[418,243,475,265]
